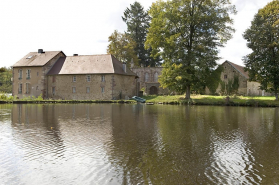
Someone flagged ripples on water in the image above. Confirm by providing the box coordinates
[0,104,279,184]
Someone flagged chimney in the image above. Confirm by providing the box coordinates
[38,49,44,53]
[123,62,127,73]
[73,54,78,56]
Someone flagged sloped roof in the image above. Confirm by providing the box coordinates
[225,61,249,79]
[13,51,64,67]
[47,54,136,76]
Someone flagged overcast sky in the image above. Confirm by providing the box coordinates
[0,0,273,68]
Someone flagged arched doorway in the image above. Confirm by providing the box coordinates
[149,86,158,95]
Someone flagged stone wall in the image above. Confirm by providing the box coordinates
[13,66,45,99]
[43,52,66,98]
[12,52,66,99]
[131,67,169,95]
[47,74,136,100]
[215,62,248,95]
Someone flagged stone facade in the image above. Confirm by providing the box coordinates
[216,61,248,95]
[12,51,66,99]
[206,61,271,96]
[12,51,137,100]
[47,74,136,100]
[131,67,170,95]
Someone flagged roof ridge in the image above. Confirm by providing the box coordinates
[66,54,111,57]
[225,61,248,79]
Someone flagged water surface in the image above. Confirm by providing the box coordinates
[0,104,279,184]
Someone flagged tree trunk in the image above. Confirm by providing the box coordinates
[275,93,278,101]
[185,85,191,99]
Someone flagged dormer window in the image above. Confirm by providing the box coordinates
[26,55,33,59]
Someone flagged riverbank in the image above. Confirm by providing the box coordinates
[1,94,279,107]
[143,95,279,107]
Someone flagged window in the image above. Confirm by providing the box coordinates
[154,72,158,82]
[26,55,33,59]
[101,87,104,93]
[72,87,76,93]
[87,75,91,82]
[52,87,55,95]
[26,69,31,79]
[101,75,105,82]
[86,87,90,93]
[19,70,22,79]
[52,76,56,83]
[26,83,29,94]
[73,76,76,82]
[19,84,22,94]
[36,86,39,90]
[224,75,227,79]
[37,72,39,76]
[145,73,149,82]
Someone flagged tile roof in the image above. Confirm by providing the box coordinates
[13,51,63,67]
[47,54,136,76]
[225,61,249,79]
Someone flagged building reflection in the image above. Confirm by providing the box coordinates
[6,104,279,184]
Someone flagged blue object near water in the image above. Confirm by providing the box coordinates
[131,96,146,103]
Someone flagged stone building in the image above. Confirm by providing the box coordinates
[12,50,66,99]
[130,65,170,95]
[12,50,137,100]
[206,61,270,96]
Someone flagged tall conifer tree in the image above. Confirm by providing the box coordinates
[122,1,160,67]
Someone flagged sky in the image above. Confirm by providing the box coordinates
[0,0,274,68]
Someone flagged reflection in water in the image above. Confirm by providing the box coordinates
[0,104,279,184]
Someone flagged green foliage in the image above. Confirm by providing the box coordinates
[37,94,43,101]
[0,67,12,93]
[243,0,279,100]
[220,75,239,95]
[122,1,161,67]
[107,30,139,67]
[146,0,236,99]
[206,65,223,94]
[0,93,13,101]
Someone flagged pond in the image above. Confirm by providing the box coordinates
[0,104,279,184]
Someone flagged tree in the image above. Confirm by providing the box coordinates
[243,0,279,100]
[122,1,161,67]
[145,0,236,99]
[107,30,138,66]
[0,67,12,93]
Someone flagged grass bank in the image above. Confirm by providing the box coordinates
[1,93,279,107]
[143,95,279,107]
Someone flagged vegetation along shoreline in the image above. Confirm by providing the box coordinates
[1,94,279,107]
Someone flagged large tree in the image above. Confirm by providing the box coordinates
[243,0,279,100]
[122,1,160,67]
[145,0,236,99]
[107,30,138,66]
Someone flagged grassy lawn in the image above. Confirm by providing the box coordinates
[143,95,279,107]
